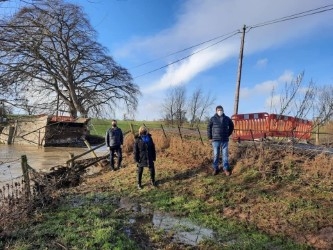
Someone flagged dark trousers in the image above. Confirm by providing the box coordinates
[137,165,155,185]
[109,146,122,169]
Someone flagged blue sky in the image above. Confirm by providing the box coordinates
[2,0,333,121]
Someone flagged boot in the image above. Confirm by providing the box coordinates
[137,167,143,189]
[116,161,121,170]
[116,151,122,170]
[110,155,115,171]
[110,164,115,171]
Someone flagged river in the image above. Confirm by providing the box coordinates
[0,144,108,183]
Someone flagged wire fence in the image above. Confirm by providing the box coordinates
[129,122,333,147]
[0,156,29,205]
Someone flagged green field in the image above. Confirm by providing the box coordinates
[89,119,167,137]
[89,118,208,137]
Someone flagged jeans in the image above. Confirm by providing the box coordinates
[212,141,230,171]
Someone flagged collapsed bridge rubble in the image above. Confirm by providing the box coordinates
[0,115,104,147]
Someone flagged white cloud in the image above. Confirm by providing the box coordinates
[145,43,237,93]
[255,58,268,69]
[265,94,281,113]
[238,70,296,113]
[240,80,277,99]
[277,70,294,83]
[241,70,294,98]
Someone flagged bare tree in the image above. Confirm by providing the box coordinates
[0,0,140,118]
[162,89,176,125]
[174,86,187,126]
[270,71,332,132]
[162,86,186,126]
[188,87,215,127]
[314,85,333,126]
[273,72,316,119]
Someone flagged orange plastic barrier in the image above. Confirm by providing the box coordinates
[231,113,269,141]
[267,114,295,138]
[293,117,313,140]
[231,113,313,141]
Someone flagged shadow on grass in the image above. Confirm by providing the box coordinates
[157,160,212,186]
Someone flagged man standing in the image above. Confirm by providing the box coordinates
[207,105,234,176]
[105,120,123,171]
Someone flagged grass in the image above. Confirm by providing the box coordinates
[3,193,139,250]
[1,121,332,249]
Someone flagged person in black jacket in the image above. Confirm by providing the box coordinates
[134,125,157,189]
[207,105,234,176]
[105,120,123,171]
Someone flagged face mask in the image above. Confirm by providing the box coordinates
[112,123,117,127]
[217,111,223,116]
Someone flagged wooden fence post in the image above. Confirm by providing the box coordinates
[160,124,167,138]
[196,125,204,145]
[177,125,183,142]
[250,130,257,151]
[21,155,31,199]
[83,138,102,167]
[315,125,320,146]
[68,153,74,168]
[130,123,135,138]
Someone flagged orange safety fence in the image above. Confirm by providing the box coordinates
[267,114,295,138]
[231,113,313,141]
[293,117,313,140]
[231,113,269,141]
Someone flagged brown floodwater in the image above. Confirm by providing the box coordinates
[0,144,108,182]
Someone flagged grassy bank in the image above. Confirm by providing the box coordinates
[1,130,332,249]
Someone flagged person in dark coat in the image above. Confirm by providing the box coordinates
[207,105,234,176]
[134,125,157,189]
[105,120,123,171]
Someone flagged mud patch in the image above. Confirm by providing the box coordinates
[118,197,215,246]
[306,226,333,250]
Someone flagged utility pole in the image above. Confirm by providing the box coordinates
[0,99,4,123]
[233,25,246,115]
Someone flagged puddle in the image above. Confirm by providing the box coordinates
[153,211,214,246]
[119,197,215,246]
[65,195,216,246]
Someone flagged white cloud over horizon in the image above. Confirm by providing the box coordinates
[145,43,238,93]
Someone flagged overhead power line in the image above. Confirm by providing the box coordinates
[248,4,333,29]
[133,31,240,79]
[131,30,240,70]
[133,4,333,79]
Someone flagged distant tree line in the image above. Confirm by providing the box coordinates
[162,71,333,129]
[161,86,215,127]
